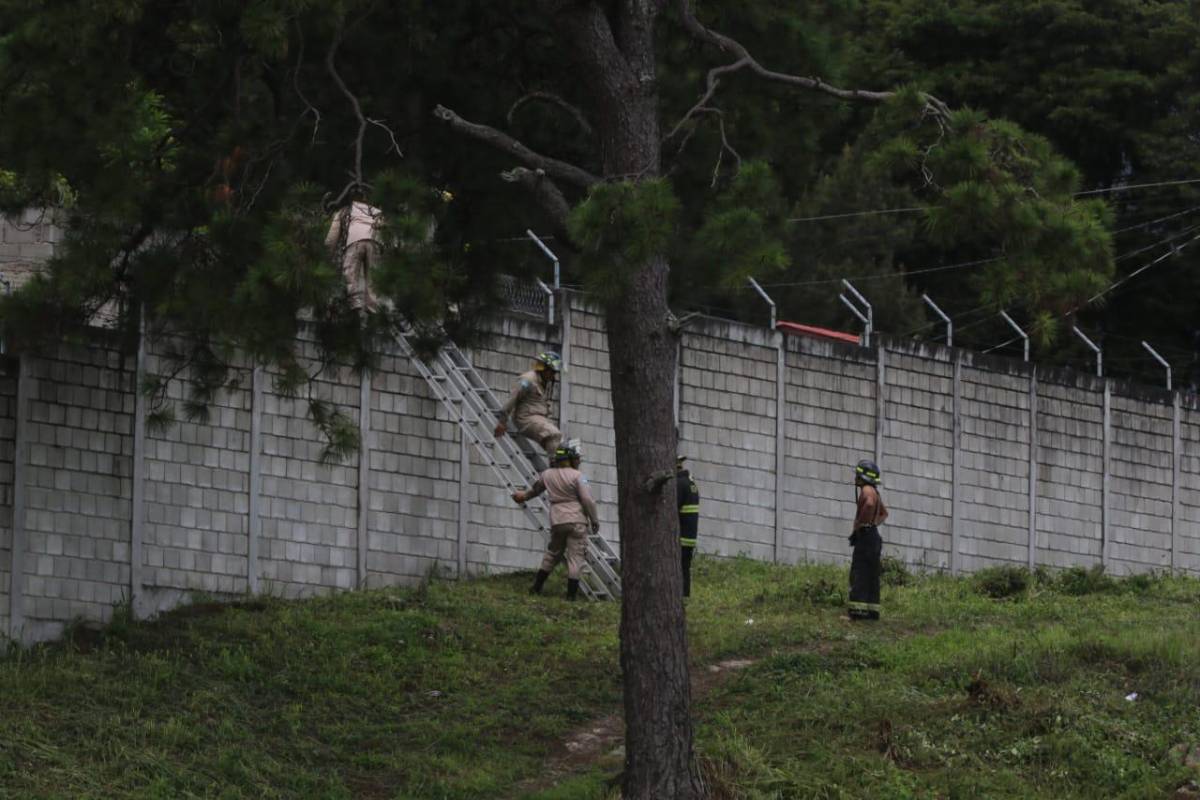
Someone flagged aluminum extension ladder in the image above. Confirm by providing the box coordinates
[395,328,623,601]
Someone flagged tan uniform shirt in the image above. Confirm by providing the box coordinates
[499,370,552,428]
[325,201,383,249]
[854,484,888,530]
[527,467,600,529]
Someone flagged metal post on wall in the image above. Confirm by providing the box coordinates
[1072,325,1103,377]
[999,311,1029,362]
[922,293,952,347]
[526,229,560,290]
[747,277,777,330]
[840,280,873,346]
[1141,341,1172,391]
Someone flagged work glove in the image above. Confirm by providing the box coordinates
[494,422,507,438]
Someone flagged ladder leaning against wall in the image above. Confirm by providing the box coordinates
[394,326,623,601]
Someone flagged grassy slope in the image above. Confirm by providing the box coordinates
[1,559,1198,799]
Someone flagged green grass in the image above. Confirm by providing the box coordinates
[2,559,1199,799]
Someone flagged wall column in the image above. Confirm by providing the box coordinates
[773,332,786,564]
[129,308,147,615]
[950,354,962,574]
[1027,372,1039,570]
[1101,380,1111,568]
[874,346,887,468]
[357,371,371,587]
[559,295,572,439]
[247,365,263,594]
[1171,392,1182,573]
[8,354,31,642]
[458,428,470,578]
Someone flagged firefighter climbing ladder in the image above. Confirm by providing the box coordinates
[395,327,623,601]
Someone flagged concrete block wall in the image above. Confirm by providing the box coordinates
[782,335,877,564]
[142,343,252,606]
[1107,391,1174,575]
[957,359,1032,571]
[366,346,462,586]
[258,349,360,598]
[3,294,1200,644]
[18,343,133,642]
[678,319,778,562]
[1035,373,1106,569]
[0,209,61,266]
[883,346,954,570]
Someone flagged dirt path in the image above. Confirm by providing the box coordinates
[511,657,759,798]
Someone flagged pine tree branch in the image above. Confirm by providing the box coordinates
[673,0,950,117]
[433,105,600,188]
[663,57,749,142]
[507,91,595,138]
[326,21,368,206]
[291,21,321,145]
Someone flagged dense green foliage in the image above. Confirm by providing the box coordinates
[3,558,1199,798]
[0,0,1197,442]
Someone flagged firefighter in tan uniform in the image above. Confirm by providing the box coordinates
[511,441,600,601]
[495,352,563,457]
[325,201,384,312]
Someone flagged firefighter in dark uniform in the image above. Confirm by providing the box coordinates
[848,459,888,621]
[677,456,700,597]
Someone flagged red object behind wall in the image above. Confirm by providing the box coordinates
[776,321,862,345]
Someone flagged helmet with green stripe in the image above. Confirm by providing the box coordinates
[534,351,562,373]
[854,459,881,486]
[552,439,582,466]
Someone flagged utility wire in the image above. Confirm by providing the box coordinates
[982,231,1200,354]
[750,256,1002,289]
[787,177,1200,224]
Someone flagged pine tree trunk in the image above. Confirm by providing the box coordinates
[564,3,706,798]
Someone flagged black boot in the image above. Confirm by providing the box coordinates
[566,578,580,601]
[530,569,550,595]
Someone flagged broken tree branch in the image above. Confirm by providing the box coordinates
[673,0,949,118]
[292,21,322,145]
[500,167,573,231]
[326,20,369,207]
[507,91,595,138]
[434,104,601,188]
[663,57,748,142]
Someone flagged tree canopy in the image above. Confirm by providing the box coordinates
[4,2,1197,795]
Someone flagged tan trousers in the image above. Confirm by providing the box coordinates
[342,240,380,312]
[540,522,589,579]
[517,415,562,455]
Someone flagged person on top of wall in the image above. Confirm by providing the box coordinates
[495,351,563,460]
[677,455,700,598]
[512,439,599,601]
[848,459,888,621]
[325,200,384,313]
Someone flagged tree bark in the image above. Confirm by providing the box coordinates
[565,3,705,798]
[438,2,706,795]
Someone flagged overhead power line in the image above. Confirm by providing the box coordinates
[982,231,1200,354]
[787,177,1200,224]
